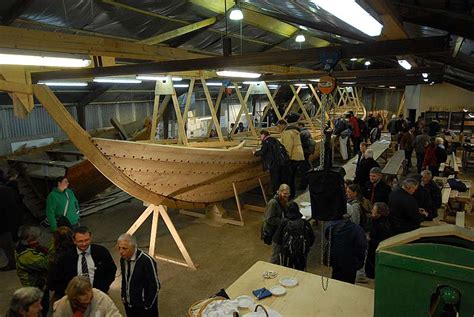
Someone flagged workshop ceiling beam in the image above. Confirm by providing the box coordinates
[262,66,444,81]
[31,36,449,81]
[364,0,408,40]
[190,0,330,48]
[423,54,474,74]
[139,17,217,45]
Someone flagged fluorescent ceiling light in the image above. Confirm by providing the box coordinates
[422,73,428,78]
[299,25,308,31]
[206,82,223,86]
[216,70,261,78]
[268,84,279,89]
[398,59,412,70]
[350,57,357,61]
[197,116,213,121]
[243,81,262,84]
[310,79,320,82]
[463,108,468,112]
[469,113,474,119]
[39,81,88,87]
[136,75,182,81]
[174,84,189,88]
[364,61,371,66]
[311,0,383,36]
[378,85,385,88]
[342,81,356,85]
[295,34,306,43]
[0,53,90,68]
[423,78,429,82]
[93,77,141,84]
[229,8,243,20]
[295,83,307,87]
[389,86,396,89]
[227,85,242,88]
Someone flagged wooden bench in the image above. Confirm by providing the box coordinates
[439,153,462,173]
[343,140,390,180]
[382,150,405,177]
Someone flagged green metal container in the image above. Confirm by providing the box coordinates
[374,226,474,317]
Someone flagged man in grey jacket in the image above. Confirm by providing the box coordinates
[262,184,290,264]
[414,128,430,173]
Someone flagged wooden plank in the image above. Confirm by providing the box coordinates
[182,78,196,124]
[206,86,225,138]
[262,83,282,120]
[157,205,196,269]
[200,77,224,143]
[230,85,252,135]
[170,90,189,145]
[0,79,32,95]
[148,208,160,258]
[289,85,315,130]
[232,183,244,224]
[140,17,217,45]
[261,86,280,120]
[233,83,257,138]
[150,82,160,141]
[127,204,155,235]
[382,150,405,176]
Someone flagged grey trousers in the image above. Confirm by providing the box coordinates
[270,243,281,264]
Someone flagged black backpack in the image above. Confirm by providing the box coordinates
[281,220,308,257]
[272,139,290,167]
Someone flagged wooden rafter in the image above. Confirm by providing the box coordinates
[233,83,257,138]
[32,36,449,81]
[200,77,225,143]
[139,17,217,45]
[182,78,196,124]
[190,0,330,48]
[364,0,408,40]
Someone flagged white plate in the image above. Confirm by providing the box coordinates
[236,295,254,309]
[268,285,286,296]
[279,276,298,288]
[300,201,311,207]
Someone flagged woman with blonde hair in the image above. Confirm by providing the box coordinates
[53,276,121,317]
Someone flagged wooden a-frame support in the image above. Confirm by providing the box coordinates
[127,203,197,270]
[201,77,225,143]
[230,81,281,136]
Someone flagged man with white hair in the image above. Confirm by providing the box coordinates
[421,170,442,220]
[117,233,160,317]
[389,178,428,234]
[6,287,43,317]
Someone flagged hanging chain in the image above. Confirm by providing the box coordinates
[320,221,331,291]
[317,93,329,170]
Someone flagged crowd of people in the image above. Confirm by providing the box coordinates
[5,225,159,317]
[257,112,447,285]
[1,110,456,315]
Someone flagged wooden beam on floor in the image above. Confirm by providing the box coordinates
[140,17,217,45]
[32,36,449,81]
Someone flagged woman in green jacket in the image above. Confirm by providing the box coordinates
[46,176,80,232]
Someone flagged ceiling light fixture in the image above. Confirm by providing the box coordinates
[206,82,223,86]
[423,78,429,82]
[216,70,261,78]
[342,81,357,85]
[243,81,262,84]
[38,81,88,87]
[227,85,242,89]
[197,116,213,121]
[310,0,383,36]
[350,57,357,61]
[0,53,90,68]
[310,79,320,82]
[398,59,412,70]
[174,84,189,88]
[389,86,396,89]
[295,34,306,43]
[364,61,371,66]
[93,77,142,84]
[299,25,308,31]
[378,85,385,88]
[422,73,428,78]
[430,81,435,86]
[136,75,182,81]
[229,7,243,20]
[267,84,280,89]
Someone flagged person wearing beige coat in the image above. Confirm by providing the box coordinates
[53,276,121,317]
[278,120,305,199]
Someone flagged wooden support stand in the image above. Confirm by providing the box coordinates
[180,202,244,227]
[234,178,268,214]
[127,203,197,270]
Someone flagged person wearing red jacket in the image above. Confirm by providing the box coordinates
[422,139,439,176]
[348,112,361,157]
